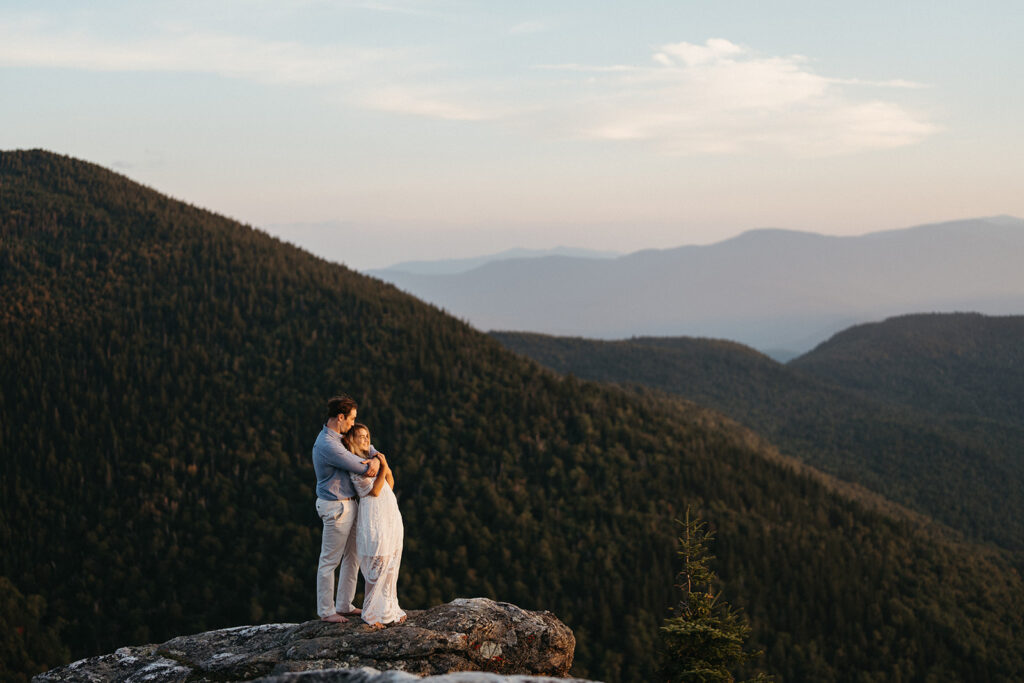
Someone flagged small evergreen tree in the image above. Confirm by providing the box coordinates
[659,510,771,683]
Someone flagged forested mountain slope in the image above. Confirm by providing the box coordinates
[491,329,1024,552]
[2,150,1023,682]
[791,313,1024,426]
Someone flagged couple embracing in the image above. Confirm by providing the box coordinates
[312,395,406,629]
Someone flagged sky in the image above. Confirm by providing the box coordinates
[2,0,1022,269]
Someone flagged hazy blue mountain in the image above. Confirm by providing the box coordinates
[369,246,622,276]
[375,217,1024,355]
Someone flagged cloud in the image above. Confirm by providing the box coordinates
[509,21,550,35]
[357,85,497,121]
[0,18,397,85]
[298,0,440,15]
[654,38,746,66]
[555,39,938,156]
[0,14,508,123]
[0,18,937,156]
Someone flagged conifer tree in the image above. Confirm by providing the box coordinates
[659,510,770,683]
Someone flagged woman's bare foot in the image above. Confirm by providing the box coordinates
[321,613,348,623]
[396,615,408,625]
[365,622,385,631]
[340,608,362,616]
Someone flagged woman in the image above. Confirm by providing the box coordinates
[344,422,407,629]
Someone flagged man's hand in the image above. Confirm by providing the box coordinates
[363,458,381,478]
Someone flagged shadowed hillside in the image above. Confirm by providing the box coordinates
[491,324,1024,552]
[792,313,1024,426]
[3,151,1023,682]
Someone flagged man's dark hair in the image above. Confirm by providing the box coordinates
[326,395,358,421]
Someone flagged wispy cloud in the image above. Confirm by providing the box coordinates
[0,13,517,120]
[357,85,498,121]
[223,0,442,16]
[0,17,937,156]
[509,21,550,35]
[547,39,938,156]
[655,37,747,66]
[0,18,399,85]
[537,63,642,74]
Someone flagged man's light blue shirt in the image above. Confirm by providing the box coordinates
[312,425,378,500]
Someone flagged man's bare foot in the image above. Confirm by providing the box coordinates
[321,613,348,623]
[340,608,362,616]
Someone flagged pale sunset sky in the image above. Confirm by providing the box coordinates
[1,1,1021,268]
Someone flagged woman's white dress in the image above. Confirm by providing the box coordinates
[350,470,406,625]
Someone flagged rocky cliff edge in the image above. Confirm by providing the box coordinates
[33,598,594,682]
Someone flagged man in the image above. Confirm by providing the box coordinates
[312,395,382,623]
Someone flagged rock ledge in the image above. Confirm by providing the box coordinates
[34,598,591,682]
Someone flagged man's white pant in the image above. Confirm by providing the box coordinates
[315,497,360,618]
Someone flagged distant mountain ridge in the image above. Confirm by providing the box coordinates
[370,246,621,276]
[377,217,1024,354]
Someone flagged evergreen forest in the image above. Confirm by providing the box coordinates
[2,150,1023,682]
[492,323,1024,554]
